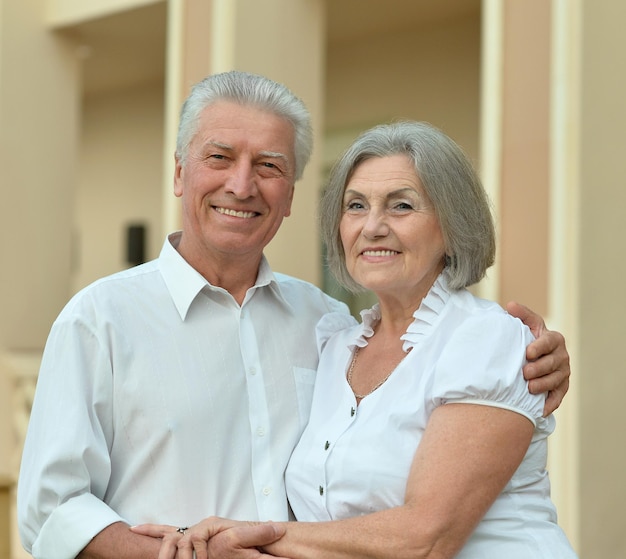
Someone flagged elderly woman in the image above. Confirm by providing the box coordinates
[136,122,576,558]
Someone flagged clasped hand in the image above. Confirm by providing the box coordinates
[131,517,288,559]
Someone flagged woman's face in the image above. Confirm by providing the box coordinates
[339,154,446,303]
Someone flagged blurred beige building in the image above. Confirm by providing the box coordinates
[1,0,624,557]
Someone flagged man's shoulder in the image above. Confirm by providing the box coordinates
[60,260,162,315]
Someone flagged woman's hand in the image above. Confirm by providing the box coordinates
[207,523,289,559]
[130,522,188,559]
[131,517,287,559]
[506,301,571,415]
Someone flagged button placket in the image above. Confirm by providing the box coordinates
[239,306,282,519]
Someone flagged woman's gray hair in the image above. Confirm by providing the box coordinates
[320,121,496,292]
[176,71,313,180]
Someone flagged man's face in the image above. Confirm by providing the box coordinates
[174,100,296,265]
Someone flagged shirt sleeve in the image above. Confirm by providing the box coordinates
[17,304,124,559]
[430,311,545,425]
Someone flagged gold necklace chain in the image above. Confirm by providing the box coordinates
[347,346,396,399]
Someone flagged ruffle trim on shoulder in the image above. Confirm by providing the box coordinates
[400,271,452,352]
[350,305,381,350]
[344,270,454,353]
[316,311,359,354]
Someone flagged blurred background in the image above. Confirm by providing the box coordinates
[1,0,624,557]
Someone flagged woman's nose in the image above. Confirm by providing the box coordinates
[361,208,389,238]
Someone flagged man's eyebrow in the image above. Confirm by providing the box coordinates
[205,140,232,151]
[204,142,289,165]
[259,150,290,165]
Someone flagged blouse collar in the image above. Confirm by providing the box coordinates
[350,270,453,353]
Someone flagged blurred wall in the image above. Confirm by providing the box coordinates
[73,81,164,291]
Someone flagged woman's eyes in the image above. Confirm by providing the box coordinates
[344,200,415,212]
[392,201,414,211]
[344,200,366,211]
[344,201,415,212]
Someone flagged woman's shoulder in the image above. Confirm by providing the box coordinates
[315,310,361,354]
[431,290,544,424]
[445,289,530,337]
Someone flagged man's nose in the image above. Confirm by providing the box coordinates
[225,161,257,198]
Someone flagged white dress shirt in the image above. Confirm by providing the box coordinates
[286,272,577,558]
[18,232,348,559]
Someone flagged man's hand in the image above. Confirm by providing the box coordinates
[507,301,571,416]
[78,522,162,559]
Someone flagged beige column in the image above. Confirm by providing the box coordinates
[481,0,581,550]
[161,0,215,237]
[163,0,327,285]
[498,0,551,315]
[0,1,80,350]
[548,0,581,551]
[576,0,626,556]
[0,0,81,556]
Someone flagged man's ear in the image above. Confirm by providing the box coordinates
[284,183,295,217]
[173,154,184,198]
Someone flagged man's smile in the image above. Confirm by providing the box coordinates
[213,206,259,219]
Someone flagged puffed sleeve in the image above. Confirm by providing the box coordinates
[431,311,545,425]
[315,312,358,355]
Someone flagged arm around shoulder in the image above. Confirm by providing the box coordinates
[506,301,571,415]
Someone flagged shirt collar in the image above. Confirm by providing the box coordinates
[159,232,292,320]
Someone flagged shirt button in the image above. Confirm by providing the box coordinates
[249,367,257,375]
[257,427,265,437]
[262,487,272,496]
[324,441,330,450]
[350,407,356,417]
[319,486,324,496]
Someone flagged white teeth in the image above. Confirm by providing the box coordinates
[215,207,256,219]
[362,250,398,257]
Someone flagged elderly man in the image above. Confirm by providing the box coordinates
[17,71,570,559]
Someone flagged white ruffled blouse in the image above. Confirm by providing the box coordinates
[285,272,576,558]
